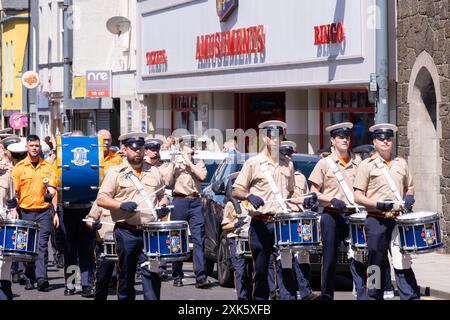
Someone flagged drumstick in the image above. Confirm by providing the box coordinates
[82,219,115,226]
[264,194,315,204]
[138,205,174,211]
[135,185,166,206]
[378,200,405,205]
[346,204,366,209]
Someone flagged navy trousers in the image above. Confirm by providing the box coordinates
[293,259,313,299]
[228,238,253,300]
[320,212,349,300]
[94,241,116,300]
[114,227,161,300]
[275,256,298,300]
[267,249,277,296]
[60,207,96,288]
[0,280,12,300]
[21,208,53,283]
[350,258,368,300]
[171,198,207,283]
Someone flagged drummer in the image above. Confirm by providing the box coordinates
[165,134,211,289]
[96,132,169,300]
[11,135,59,291]
[280,141,320,300]
[308,122,364,300]
[221,173,252,300]
[232,120,297,300]
[85,129,123,300]
[0,136,20,300]
[354,123,419,300]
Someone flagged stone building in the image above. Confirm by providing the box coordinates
[396,0,450,252]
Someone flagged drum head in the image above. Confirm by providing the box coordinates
[396,211,439,223]
[142,220,188,231]
[0,219,39,229]
[104,233,114,242]
[349,212,367,222]
[275,211,317,220]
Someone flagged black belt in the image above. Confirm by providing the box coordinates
[324,207,356,215]
[116,222,140,231]
[173,192,200,199]
[20,207,51,214]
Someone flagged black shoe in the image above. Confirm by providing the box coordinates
[159,271,168,281]
[302,292,321,300]
[64,287,76,296]
[269,290,278,300]
[11,274,20,284]
[19,274,27,286]
[37,279,50,292]
[195,279,212,289]
[173,279,183,287]
[81,286,95,298]
[25,280,35,290]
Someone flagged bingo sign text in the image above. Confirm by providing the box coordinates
[86,70,111,98]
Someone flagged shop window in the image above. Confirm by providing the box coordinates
[171,94,198,133]
[320,89,375,150]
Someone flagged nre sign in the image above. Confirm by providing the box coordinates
[146,50,167,65]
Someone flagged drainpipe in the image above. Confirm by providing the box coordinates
[63,0,72,128]
[374,0,389,124]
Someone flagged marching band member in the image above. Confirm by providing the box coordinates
[308,122,363,300]
[354,123,420,300]
[85,129,123,300]
[280,141,320,300]
[232,120,297,300]
[11,135,59,291]
[165,135,211,289]
[0,137,20,300]
[144,136,172,280]
[97,132,169,300]
[221,174,252,300]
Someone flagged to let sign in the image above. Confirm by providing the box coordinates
[86,70,111,98]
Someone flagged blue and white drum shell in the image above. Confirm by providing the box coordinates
[102,232,118,262]
[236,236,252,259]
[274,211,321,250]
[56,136,104,205]
[349,212,367,251]
[0,219,40,262]
[396,211,443,254]
[142,221,190,262]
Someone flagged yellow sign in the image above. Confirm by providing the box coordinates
[73,76,86,98]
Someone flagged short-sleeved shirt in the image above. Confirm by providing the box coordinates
[104,151,123,173]
[170,159,207,196]
[221,201,250,238]
[308,152,361,206]
[97,161,165,226]
[0,169,12,212]
[288,171,309,212]
[353,154,413,204]
[12,156,57,210]
[233,154,295,215]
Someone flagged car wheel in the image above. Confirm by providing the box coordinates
[205,258,215,277]
[217,236,234,288]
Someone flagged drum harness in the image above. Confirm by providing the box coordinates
[373,157,406,218]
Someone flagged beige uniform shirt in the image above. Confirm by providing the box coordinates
[353,154,413,208]
[233,154,295,216]
[308,151,361,207]
[168,158,207,196]
[0,164,13,218]
[221,202,250,238]
[148,158,172,187]
[288,171,309,212]
[97,161,165,226]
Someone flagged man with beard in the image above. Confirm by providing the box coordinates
[97,132,169,300]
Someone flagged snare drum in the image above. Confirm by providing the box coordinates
[274,211,320,250]
[56,135,104,205]
[0,219,39,262]
[349,212,367,251]
[235,236,252,259]
[101,233,117,261]
[396,211,443,254]
[142,221,189,262]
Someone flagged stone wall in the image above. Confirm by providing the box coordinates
[397,0,450,252]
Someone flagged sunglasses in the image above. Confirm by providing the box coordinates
[145,147,160,151]
[265,128,285,138]
[375,136,393,142]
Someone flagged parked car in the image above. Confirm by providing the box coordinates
[202,152,355,288]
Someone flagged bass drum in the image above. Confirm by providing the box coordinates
[56,135,104,205]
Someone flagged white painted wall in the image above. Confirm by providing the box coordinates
[137,0,376,93]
